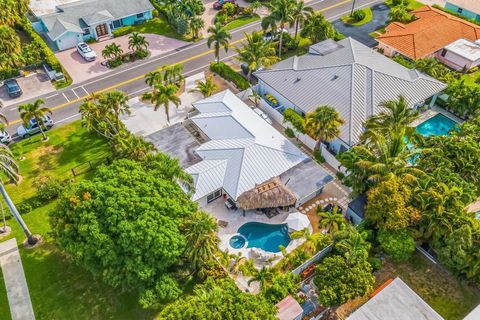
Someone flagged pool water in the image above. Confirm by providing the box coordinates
[229,235,246,249]
[416,113,457,137]
[237,222,291,253]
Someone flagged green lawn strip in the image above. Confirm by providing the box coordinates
[368,27,386,38]
[112,16,192,41]
[341,8,373,27]
[376,252,480,320]
[224,15,260,31]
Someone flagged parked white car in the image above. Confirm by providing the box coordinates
[76,42,96,61]
[253,108,272,125]
[16,116,54,139]
[0,130,12,144]
[263,28,289,41]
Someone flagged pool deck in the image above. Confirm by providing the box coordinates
[410,105,464,127]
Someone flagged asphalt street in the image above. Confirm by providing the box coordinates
[5,0,383,137]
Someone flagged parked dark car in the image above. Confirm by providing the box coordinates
[213,0,235,10]
[4,79,22,98]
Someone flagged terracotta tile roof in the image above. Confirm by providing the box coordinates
[377,5,480,60]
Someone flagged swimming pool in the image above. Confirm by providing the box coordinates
[232,222,291,253]
[416,113,457,137]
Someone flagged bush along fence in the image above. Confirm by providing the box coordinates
[210,62,250,90]
[291,244,333,275]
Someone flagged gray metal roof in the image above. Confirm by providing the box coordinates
[254,38,447,146]
[347,277,444,320]
[41,0,154,40]
[347,194,367,218]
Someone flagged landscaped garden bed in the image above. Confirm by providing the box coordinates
[341,8,373,26]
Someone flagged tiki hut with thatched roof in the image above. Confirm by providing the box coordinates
[236,177,297,210]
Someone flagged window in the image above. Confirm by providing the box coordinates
[112,19,122,29]
[207,189,222,203]
[457,8,463,14]
[136,12,144,19]
[83,28,90,35]
[440,49,447,57]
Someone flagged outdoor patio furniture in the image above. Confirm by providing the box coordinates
[218,220,229,228]
[225,198,238,210]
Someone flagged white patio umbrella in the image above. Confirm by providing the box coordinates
[284,212,311,231]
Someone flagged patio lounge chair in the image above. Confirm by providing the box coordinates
[218,220,228,228]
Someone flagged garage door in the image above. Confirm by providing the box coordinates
[58,33,79,51]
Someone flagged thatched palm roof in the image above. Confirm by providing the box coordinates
[237,177,297,210]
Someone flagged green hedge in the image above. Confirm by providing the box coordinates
[209,62,250,90]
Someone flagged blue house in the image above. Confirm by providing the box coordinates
[32,0,154,51]
[445,0,480,22]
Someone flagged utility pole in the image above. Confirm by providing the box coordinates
[350,0,357,16]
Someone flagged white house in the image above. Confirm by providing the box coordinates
[436,38,480,71]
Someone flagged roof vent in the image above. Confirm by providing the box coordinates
[332,75,339,81]
[294,78,301,83]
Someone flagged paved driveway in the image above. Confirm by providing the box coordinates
[333,3,390,47]
[0,71,55,108]
[55,34,189,84]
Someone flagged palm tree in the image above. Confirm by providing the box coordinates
[207,23,231,63]
[249,88,261,108]
[98,90,130,119]
[235,31,279,81]
[142,84,181,123]
[18,99,52,141]
[262,0,295,57]
[0,25,22,68]
[334,226,370,264]
[304,105,345,153]
[189,75,217,98]
[190,16,205,39]
[79,99,123,139]
[111,131,155,161]
[247,266,276,289]
[300,12,335,44]
[183,211,219,278]
[292,1,313,39]
[102,43,123,62]
[161,64,185,87]
[362,95,419,143]
[249,1,262,14]
[145,70,163,87]
[0,144,39,245]
[318,207,345,235]
[128,32,149,53]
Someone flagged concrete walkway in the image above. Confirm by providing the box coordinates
[0,238,35,320]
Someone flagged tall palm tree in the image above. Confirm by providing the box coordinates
[0,25,22,68]
[145,70,163,87]
[189,75,217,98]
[128,32,149,53]
[304,105,345,153]
[102,43,123,62]
[183,211,219,278]
[142,84,181,123]
[262,0,295,57]
[190,16,205,39]
[207,23,231,63]
[318,207,345,235]
[98,90,130,118]
[247,266,276,289]
[111,131,155,161]
[292,1,313,39]
[18,99,52,141]
[79,99,123,139]
[334,226,370,265]
[362,95,419,143]
[300,12,335,44]
[161,64,185,87]
[235,31,279,81]
[0,144,39,244]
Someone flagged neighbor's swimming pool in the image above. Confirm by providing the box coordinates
[416,113,457,137]
[230,222,291,253]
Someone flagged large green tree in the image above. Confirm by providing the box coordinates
[142,83,181,124]
[0,25,22,69]
[207,23,231,63]
[159,278,277,320]
[50,159,198,306]
[18,99,52,141]
[262,0,295,57]
[304,105,344,153]
[300,12,336,44]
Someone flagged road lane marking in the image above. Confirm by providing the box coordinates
[45,93,59,99]
[56,113,81,124]
[71,89,79,99]
[81,86,88,95]
[7,0,377,127]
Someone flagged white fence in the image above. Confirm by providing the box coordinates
[291,244,333,275]
[320,145,347,174]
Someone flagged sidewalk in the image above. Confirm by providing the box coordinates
[0,238,35,320]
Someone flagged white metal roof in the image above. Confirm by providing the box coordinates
[445,38,480,61]
[255,38,447,146]
[185,90,308,201]
[347,278,444,320]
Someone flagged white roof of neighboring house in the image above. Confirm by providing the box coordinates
[447,0,480,14]
[276,295,303,320]
[445,38,480,61]
[254,38,447,147]
[186,90,309,201]
[463,304,480,320]
[347,278,444,320]
[29,0,79,16]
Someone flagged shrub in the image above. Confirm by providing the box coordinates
[112,26,133,37]
[32,175,65,201]
[222,2,236,16]
[377,230,415,261]
[134,49,149,59]
[215,13,228,25]
[283,109,305,133]
[336,171,345,180]
[209,61,250,90]
[352,9,366,21]
[368,257,382,271]
[391,0,410,6]
[285,127,295,138]
[107,58,123,68]
[263,273,300,304]
[313,150,325,164]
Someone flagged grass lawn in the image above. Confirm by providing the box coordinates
[112,15,192,41]
[0,121,159,319]
[224,15,260,31]
[341,8,373,27]
[368,27,386,38]
[460,70,480,87]
[375,252,480,320]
